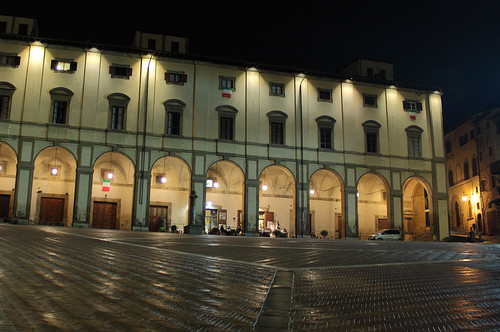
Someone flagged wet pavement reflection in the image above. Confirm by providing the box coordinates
[0,224,499,331]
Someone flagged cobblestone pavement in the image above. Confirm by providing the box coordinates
[0,224,499,331]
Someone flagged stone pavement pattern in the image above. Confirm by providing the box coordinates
[0,224,499,331]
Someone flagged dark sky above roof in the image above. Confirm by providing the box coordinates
[2,1,499,131]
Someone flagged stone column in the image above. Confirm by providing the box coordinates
[13,140,35,224]
[344,186,358,238]
[132,169,151,231]
[72,144,94,228]
[184,174,205,234]
[72,166,93,228]
[244,179,259,236]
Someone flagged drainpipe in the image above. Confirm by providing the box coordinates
[299,75,306,238]
[139,54,153,205]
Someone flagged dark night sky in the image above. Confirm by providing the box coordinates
[2,1,499,131]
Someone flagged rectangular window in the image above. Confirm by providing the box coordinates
[111,106,125,130]
[171,41,179,53]
[403,100,423,112]
[319,127,332,149]
[109,65,132,79]
[366,132,378,153]
[317,88,332,102]
[219,116,234,140]
[52,101,67,124]
[270,121,284,145]
[167,111,181,135]
[408,136,421,158]
[147,39,156,49]
[363,94,377,107]
[0,53,21,67]
[51,60,77,72]
[270,83,285,96]
[165,71,187,85]
[0,95,10,120]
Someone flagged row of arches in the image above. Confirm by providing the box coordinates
[0,142,433,239]
[448,157,478,186]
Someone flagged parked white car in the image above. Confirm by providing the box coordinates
[368,229,403,241]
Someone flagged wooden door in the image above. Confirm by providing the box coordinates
[93,201,117,229]
[0,194,10,219]
[39,197,65,226]
[149,205,168,231]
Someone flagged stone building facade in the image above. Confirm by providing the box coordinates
[0,15,449,239]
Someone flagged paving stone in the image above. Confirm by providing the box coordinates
[0,224,499,331]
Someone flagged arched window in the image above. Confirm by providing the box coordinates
[463,161,470,180]
[49,87,73,124]
[164,99,185,136]
[107,93,130,130]
[0,82,16,120]
[472,157,478,176]
[405,125,423,158]
[448,170,454,186]
[316,116,336,149]
[267,110,288,145]
[362,120,381,153]
[216,105,238,141]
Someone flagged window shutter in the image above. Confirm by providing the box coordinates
[417,102,423,111]
[109,66,115,75]
[164,72,169,82]
[402,100,408,110]
[180,74,187,83]
[13,56,21,66]
[126,68,133,77]
[51,60,57,70]
[70,61,77,72]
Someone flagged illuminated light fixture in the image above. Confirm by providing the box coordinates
[310,188,315,195]
[107,172,114,179]
[262,184,268,191]
[356,192,360,197]
[462,195,467,202]
[213,181,219,188]
[161,176,167,184]
[51,167,58,176]
[206,201,213,209]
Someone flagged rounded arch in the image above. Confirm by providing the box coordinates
[309,168,344,239]
[91,151,136,230]
[149,155,192,232]
[259,164,296,237]
[107,92,130,102]
[266,110,288,119]
[49,87,74,97]
[216,105,238,114]
[357,172,391,239]
[402,176,434,241]
[163,99,186,108]
[32,146,77,226]
[205,160,245,234]
[0,142,18,220]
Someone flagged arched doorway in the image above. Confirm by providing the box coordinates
[357,172,390,239]
[309,169,344,239]
[32,146,76,226]
[205,160,244,235]
[149,156,191,232]
[91,152,135,230]
[402,177,433,241]
[259,165,295,237]
[0,142,17,221]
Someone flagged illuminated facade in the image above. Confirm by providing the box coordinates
[0,15,450,240]
[445,108,500,235]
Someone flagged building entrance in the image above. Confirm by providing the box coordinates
[93,201,117,229]
[39,197,64,226]
[0,194,10,219]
